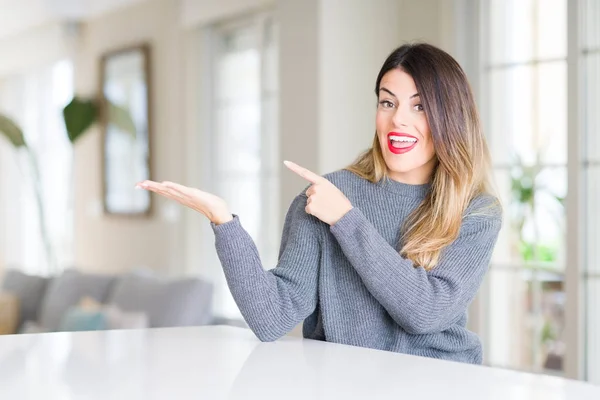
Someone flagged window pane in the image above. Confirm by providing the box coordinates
[587,278,600,385]
[216,48,260,102]
[215,102,261,174]
[489,0,566,64]
[218,175,261,240]
[537,61,567,165]
[489,63,567,166]
[492,167,566,268]
[0,61,74,274]
[486,268,565,372]
[491,170,520,265]
[489,0,535,64]
[486,268,532,368]
[489,66,535,165]
[522,166,566,267]
[536,0,567,60]
[583,53,600,163]
[582,0,600,50]
[538,272,566,372]
[585,166,600,275]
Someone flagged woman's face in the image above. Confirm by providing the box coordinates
[376,68,437,184]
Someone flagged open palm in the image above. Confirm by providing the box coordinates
[136,180,232,225]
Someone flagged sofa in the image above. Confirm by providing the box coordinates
[0,268,216,335]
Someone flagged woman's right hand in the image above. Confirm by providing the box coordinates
[135,180,233,225]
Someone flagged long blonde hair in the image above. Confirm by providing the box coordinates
[347,43,497,271]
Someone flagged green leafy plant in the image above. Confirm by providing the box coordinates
[0,114,26,147]
[63,96,137,143]
[510,154,565,265]
[63,97,97,144]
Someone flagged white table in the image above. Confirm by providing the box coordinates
[0,326,598,399]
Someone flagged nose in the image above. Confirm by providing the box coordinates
[392,105,409,128]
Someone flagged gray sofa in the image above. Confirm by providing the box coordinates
[0,268,215,334]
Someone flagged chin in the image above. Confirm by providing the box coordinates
[387,165,419,175]
[383,157,418,174]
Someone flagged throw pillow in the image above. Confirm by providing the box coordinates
[59,307,108,332]
[0,292,19,334]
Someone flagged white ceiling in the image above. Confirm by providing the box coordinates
[0,0,147,39]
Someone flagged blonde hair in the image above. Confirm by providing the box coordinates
[347,43,498,271]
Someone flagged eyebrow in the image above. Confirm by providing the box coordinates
[379,87,420,99]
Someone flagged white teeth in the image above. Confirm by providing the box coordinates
[389,136,417,143]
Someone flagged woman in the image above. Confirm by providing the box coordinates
[137,43,502,365]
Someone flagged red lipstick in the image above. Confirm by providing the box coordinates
[387,132,418,154]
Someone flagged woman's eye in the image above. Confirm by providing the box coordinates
[413,104,424,111]
[379,100,395,109]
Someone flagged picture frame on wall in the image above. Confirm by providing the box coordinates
[99,43,153,217]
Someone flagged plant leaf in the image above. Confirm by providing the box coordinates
[63,97,97,144]
[0,113,26,147]
[108,101,137,139]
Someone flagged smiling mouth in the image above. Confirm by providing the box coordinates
[387,133,418,154]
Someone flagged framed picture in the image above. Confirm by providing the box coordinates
[100,43,152,216]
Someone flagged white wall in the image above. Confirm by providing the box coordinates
[318,0,403,174]
[277,0,321,214]
[0,22,74,77]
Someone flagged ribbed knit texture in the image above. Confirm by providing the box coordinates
[212,169,502,364]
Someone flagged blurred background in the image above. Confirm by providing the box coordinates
[0,0,597,385]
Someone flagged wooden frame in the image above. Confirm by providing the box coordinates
[99,43,153,217]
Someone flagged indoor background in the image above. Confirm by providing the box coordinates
[0,0,597,385]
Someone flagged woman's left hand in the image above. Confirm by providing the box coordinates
[284,161,353,225]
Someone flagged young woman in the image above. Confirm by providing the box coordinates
[137,43,502,365]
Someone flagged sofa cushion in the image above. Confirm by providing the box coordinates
[39,269,116,332]
[1,269,49,328]
[107,272,213,328]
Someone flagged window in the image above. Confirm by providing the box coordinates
[479,0,600,382]
[580,0,600,385]
[481,0,569,374]
[206,13,279,319]
[0,60,74,275]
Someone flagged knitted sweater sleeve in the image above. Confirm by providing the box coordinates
[329,198,502,335]
[211,193,322,341]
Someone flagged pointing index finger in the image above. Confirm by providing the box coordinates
[283,160,324,184]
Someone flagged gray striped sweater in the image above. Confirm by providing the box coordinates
[212,169,502,364]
